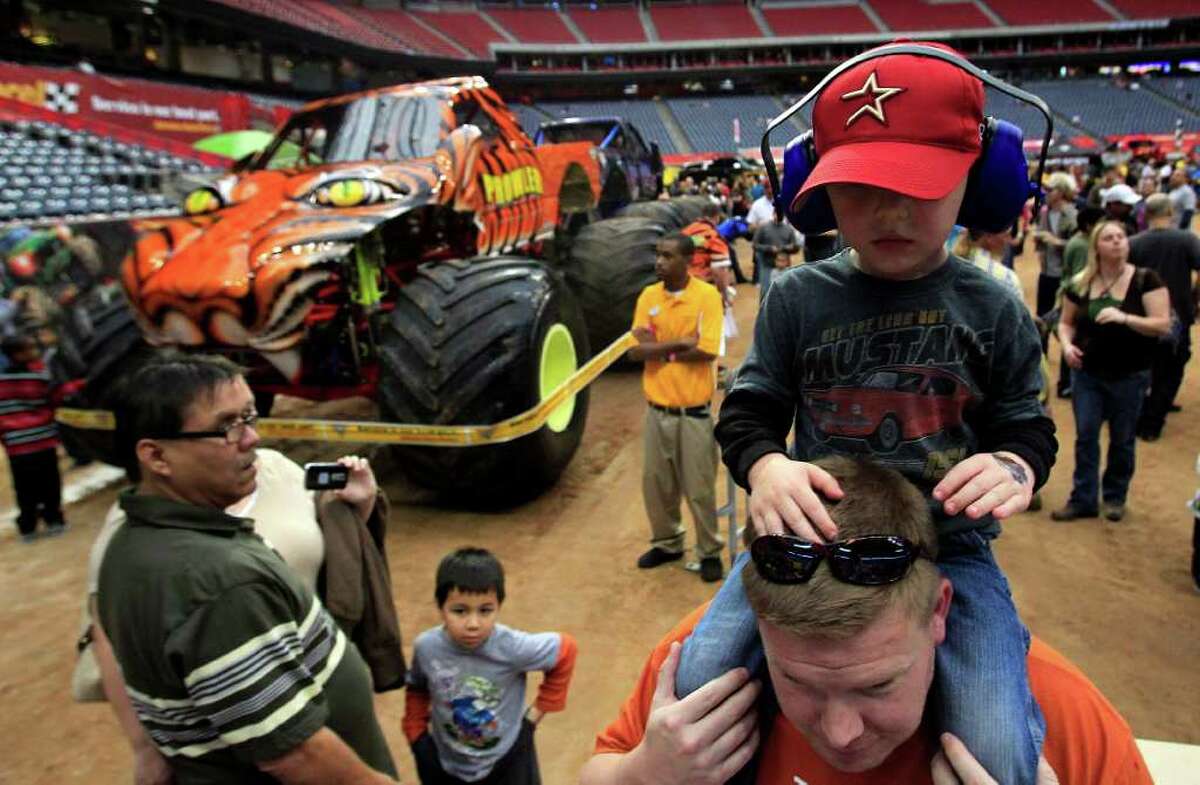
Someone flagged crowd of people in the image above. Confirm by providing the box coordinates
[1,41,1196,785]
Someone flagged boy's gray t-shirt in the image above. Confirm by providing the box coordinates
[408,623,560,781]
[738,251,1045,536]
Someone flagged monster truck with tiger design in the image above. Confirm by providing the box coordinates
[54,76,696,502]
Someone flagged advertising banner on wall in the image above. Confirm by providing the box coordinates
[0,61,252,142]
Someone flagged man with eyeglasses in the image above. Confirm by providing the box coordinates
[95,352,398,785]
[580,457,1151,785]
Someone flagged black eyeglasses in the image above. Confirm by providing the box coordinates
[750,534,931,586]
[154,412,259,445]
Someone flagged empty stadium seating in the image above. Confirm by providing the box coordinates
[1107,0,1200,19]
[868,0,994,30]
[410,9,507,58]
[566,6,647,43]
[487,8,578,43]
[982,86,1094,149]
[1151,76,1200,111]
[762,4,880,36]
[0,119,210,223]
[650,3,763,41]
[667,95,785,152]
[211,0,409,52]
[1023,78,1193,136]
[356,9,471,58]
[538,100,682,153]
[984,0,1114,26]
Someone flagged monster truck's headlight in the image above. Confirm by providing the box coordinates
[308,179,400,208]
[183,187,223,215]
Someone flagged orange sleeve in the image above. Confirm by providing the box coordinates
[706,232,731,263]
[1030,639,1154,785]
[696,283,723,356]
[593,604,709,754]
[632,288,652,332]
[402,688,432,744]
[534,632,578,713]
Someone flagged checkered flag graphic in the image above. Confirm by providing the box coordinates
[44,81,80,114]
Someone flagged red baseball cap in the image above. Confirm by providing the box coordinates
[793,42,984,211]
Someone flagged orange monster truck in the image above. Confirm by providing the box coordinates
[54,76,679,502]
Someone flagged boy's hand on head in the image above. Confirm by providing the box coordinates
[626,641,760,785]
[932,452,1034,520]
[746,454,843,542]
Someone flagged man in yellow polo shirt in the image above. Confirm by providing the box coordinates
[628,232,725,582]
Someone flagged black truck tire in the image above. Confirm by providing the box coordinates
[617,200,687,229]
[376,256,590,505]
[49,288,152,466]
[564,215,667,353]
[617,196,713,230]
[673,195,713,225]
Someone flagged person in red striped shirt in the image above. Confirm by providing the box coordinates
[0,334,65,542]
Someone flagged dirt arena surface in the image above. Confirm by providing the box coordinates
[1,240,1197,784]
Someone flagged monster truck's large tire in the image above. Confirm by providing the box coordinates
[49,288,153,466]
[564,216,667,353]
[617,200,687,229]
[617,196,713,230]
[377,257,590,505]
[673,195,713,225]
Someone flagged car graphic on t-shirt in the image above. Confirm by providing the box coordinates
[805,365,973,452]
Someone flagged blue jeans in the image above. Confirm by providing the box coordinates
[677,532,1043,785]
[1068,369,1150,510]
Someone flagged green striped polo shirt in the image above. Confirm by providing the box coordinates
[97,490,396,784]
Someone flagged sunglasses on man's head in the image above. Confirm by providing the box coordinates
[750,534,931,586]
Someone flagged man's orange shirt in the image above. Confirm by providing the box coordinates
[594,605,1153,785]
[632,277,723,408]
[682,218,731,283]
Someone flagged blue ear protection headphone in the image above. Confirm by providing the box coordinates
[764,43,1054,236]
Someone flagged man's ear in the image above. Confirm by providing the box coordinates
[134,438,172,481]
[929,577,953,647]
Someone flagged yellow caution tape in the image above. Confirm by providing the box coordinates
[56,332,638,447]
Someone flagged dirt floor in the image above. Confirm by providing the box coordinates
[0,239,1197,785]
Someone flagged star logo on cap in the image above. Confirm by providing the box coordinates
[840,71,905,128]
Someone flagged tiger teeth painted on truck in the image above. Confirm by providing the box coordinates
[120,76,600,367]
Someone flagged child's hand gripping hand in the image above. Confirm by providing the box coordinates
[746,454,845,542]
[932,452,1035,521]
[931,733,1060,785]
[623,642,760,785]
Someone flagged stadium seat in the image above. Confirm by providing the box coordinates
[650,3,763,41]
[487,8,577,44]
[762,4,879,35]
[566,7,646,43]
[868,0,994,30]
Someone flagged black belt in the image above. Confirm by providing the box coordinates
[650,403,711,418]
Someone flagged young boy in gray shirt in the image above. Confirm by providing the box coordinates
[403,548,578,784]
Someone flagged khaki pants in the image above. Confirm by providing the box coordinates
[642,407,722,559]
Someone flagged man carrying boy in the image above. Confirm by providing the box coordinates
[682,43,1058,785]
[579,457,1150,785]
[403,547,577,784]
[628,233,725,582]
[0,334,65,542]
